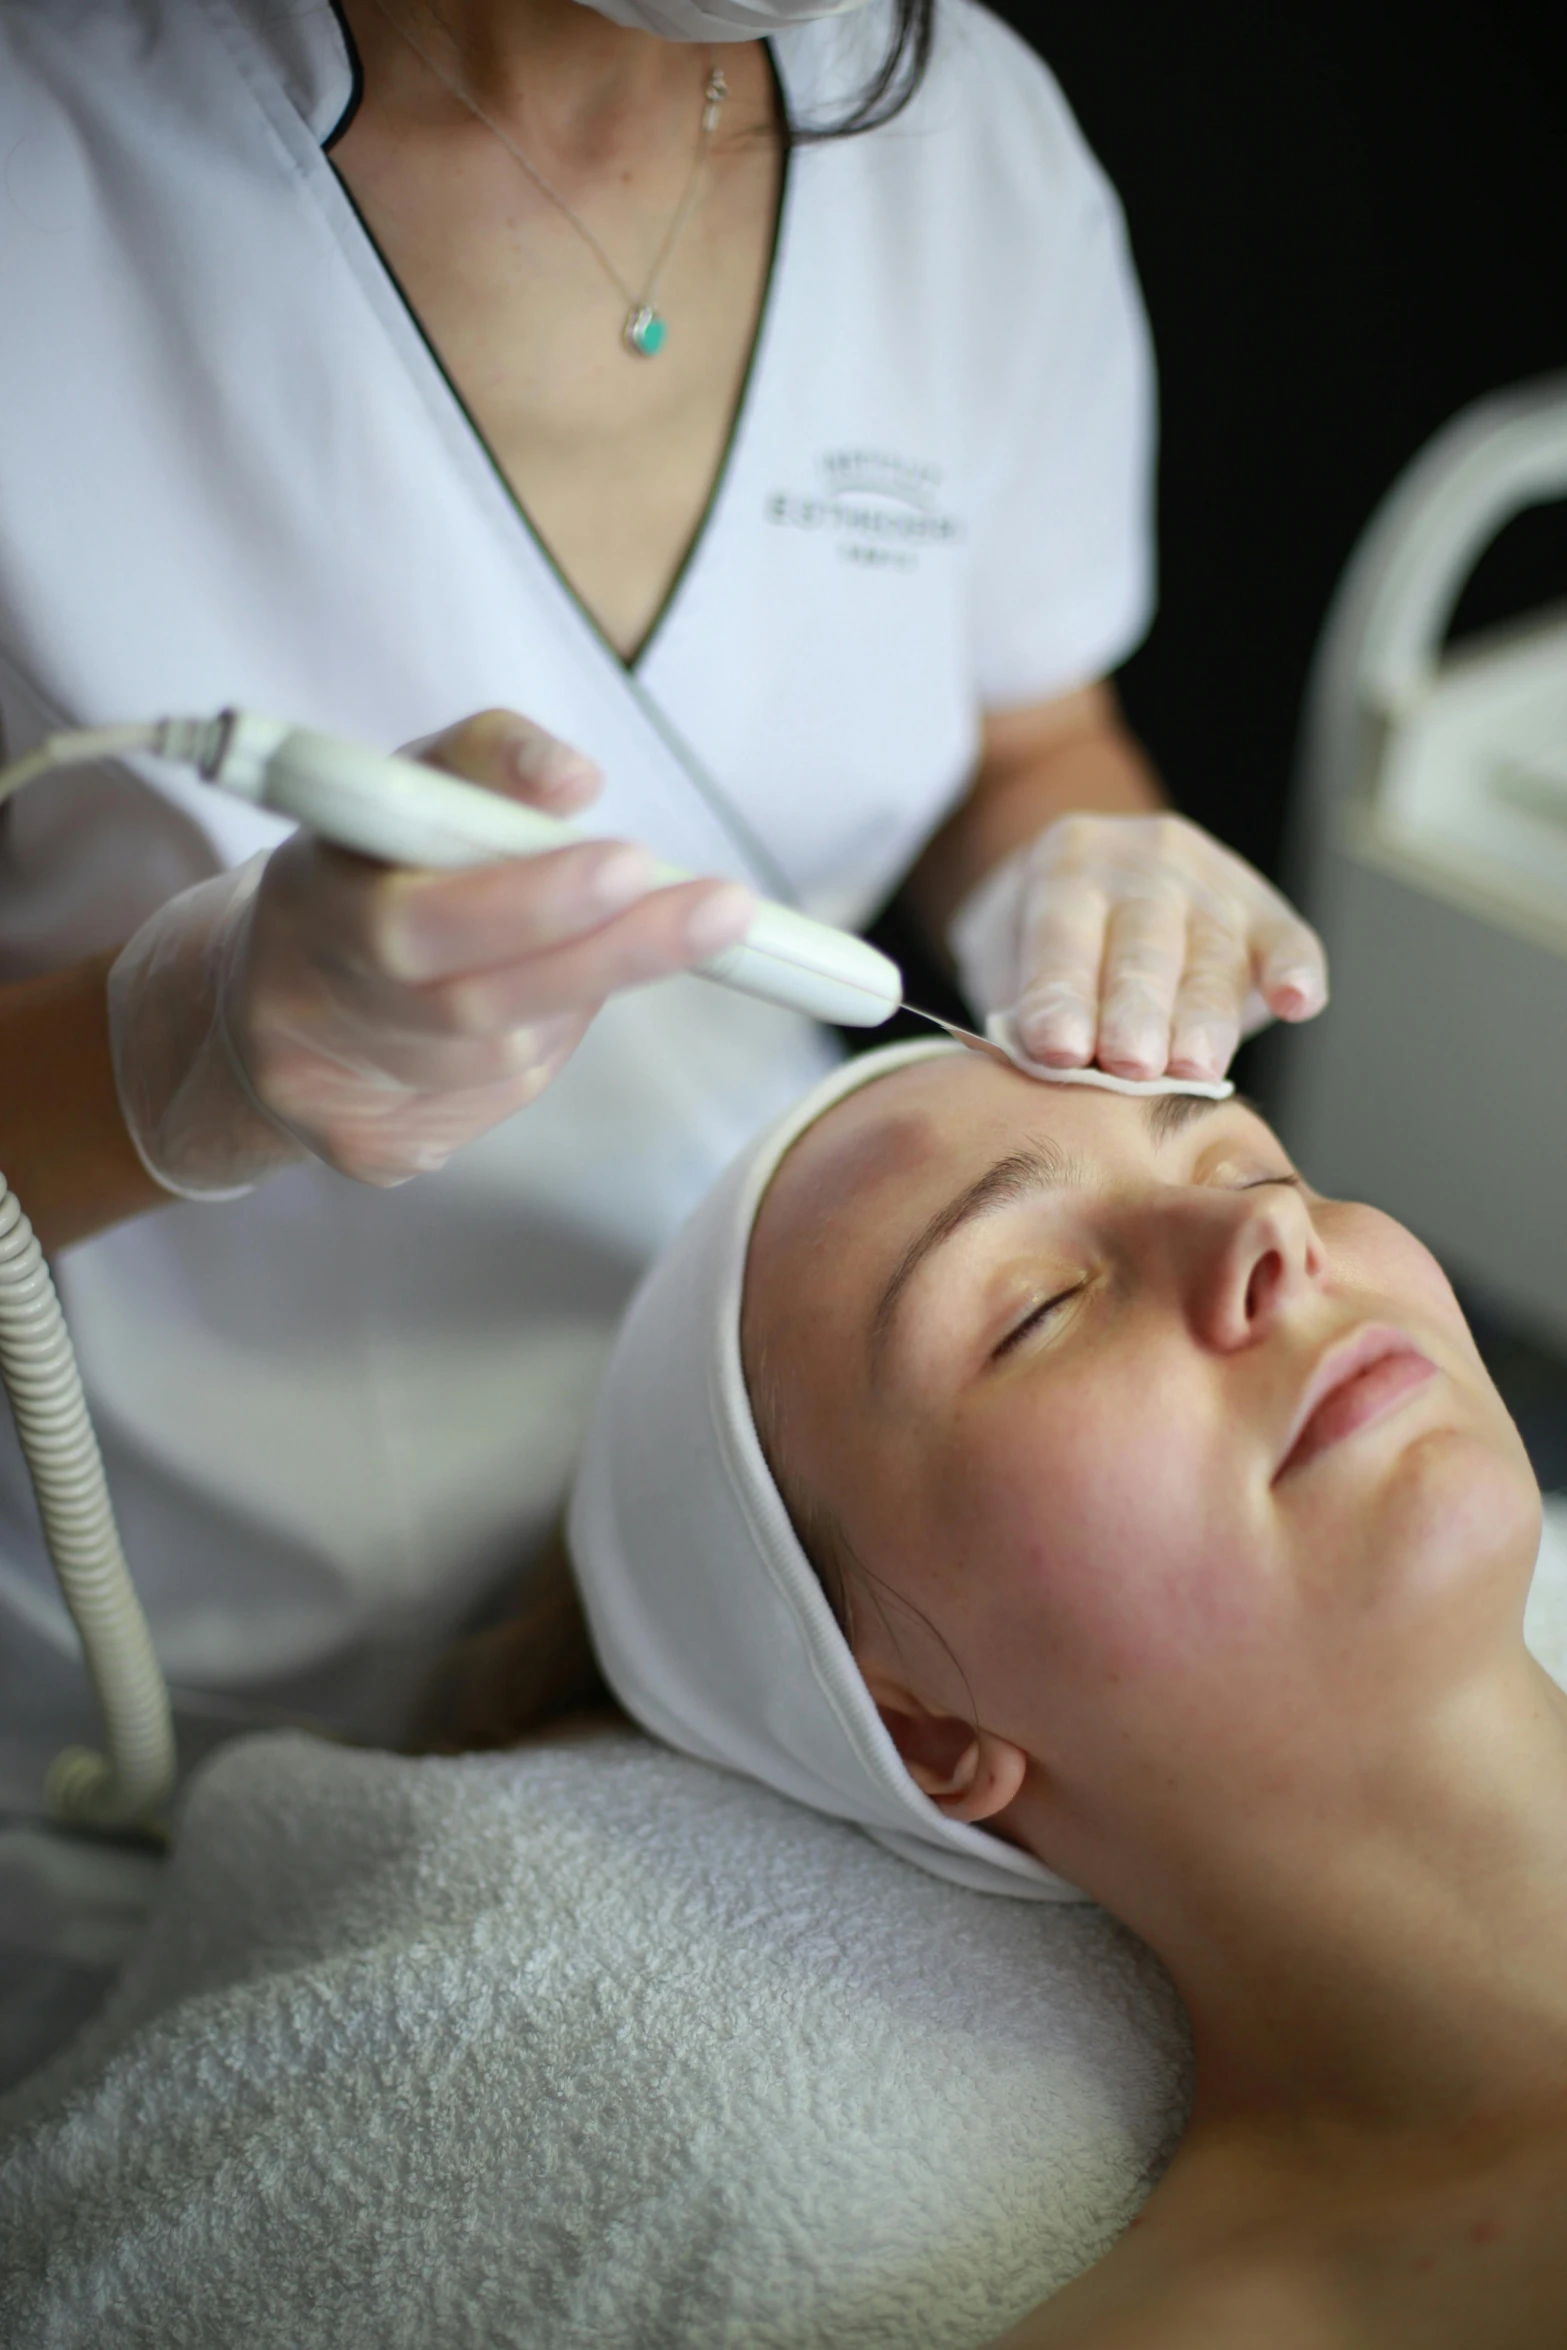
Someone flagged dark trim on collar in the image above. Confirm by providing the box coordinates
[322,0,365,151]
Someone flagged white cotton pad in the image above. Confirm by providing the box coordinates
[985,1012,1235,1100]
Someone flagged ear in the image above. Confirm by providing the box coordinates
[860,1665,1029,1825]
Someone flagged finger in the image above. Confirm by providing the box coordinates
[419,878,756,1034]
[1094,887,1188,1078]
[365,840,665,981]
[404,707,603,814]
[1167,911,1250,1079]
[250,1010,588,1111]
[1236,984,1271,1042]
[1012,876,1111,1066]
[1253,907,1329,1022]
[288,1020,593,1187]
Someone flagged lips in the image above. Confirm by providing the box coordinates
[1274,1325,1437,1482]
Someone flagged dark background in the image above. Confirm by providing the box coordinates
[867,0,1566,1003]
[995,0,1567,879]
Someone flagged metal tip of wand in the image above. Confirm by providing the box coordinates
[899,1006,1019,1070]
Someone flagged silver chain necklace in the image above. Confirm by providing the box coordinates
[369,0,727,358]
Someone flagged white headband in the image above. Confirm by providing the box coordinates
[569,1040,1086,1900]
[569,1036,1232,1900]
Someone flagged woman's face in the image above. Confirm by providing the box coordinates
[742,1058,1540,1881]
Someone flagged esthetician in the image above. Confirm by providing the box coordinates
[0,0,1324,1764]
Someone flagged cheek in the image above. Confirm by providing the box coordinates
[1330,1204,1482,1358]
[906,1357,1277,1718]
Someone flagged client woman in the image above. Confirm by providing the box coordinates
[564,1039,1567,2347]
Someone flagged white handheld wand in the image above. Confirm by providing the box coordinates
[0,711,904,1027]
[205,713,905,1025]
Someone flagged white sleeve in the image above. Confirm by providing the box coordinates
[960,24,1158,711]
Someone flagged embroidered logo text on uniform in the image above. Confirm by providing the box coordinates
[765,451,964,571]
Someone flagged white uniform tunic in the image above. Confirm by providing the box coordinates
[0,0,1153,1769]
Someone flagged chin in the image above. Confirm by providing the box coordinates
[1369,1421,1541,1617]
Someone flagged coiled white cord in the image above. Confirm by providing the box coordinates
[0,1175,174,1831]
[0,723,208,1832]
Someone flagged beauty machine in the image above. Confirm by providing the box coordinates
[0,710,914,1834]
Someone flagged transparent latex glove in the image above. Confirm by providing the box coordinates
[107,709,756,1198]
[948,811,1327,1083]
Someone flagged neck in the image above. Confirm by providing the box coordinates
[346,0,713,148]
[1045,1652,1567,2145]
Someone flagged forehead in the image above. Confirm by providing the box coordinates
[753,1058,1176,1265]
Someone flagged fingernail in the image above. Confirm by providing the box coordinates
[1183,1027,1229,1073]
[1017,1002,1092,1063]
[1272,967,1325,1016]
[515,737,598,801]
[1103,1026,1160,1074]
[589,845,658,911]
[684,884,756,959]
[549,757,601,803]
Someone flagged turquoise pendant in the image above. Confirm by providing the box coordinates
[623,305,667,358]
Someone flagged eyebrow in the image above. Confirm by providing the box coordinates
[869,1139,1075,1367]
[867,1091,1234,1369]
[1145,1090,1234,1144]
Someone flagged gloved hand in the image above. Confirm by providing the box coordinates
[948,810,1327,1084]
[107,709,756,1197]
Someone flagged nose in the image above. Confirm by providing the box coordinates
[1179,1184,1325,1353]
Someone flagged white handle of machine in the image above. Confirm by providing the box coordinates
[1353,374,1567,719]
[206,712,903,1029]
[0,711,904,1028]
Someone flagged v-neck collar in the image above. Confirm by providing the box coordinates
[315,9,796,681]
[209,0,808,897]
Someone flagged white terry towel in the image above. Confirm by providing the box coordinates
[0,1728,1191,2350]
[4,1520,1563,2347]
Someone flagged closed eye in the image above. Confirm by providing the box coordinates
[991,1285,1084,1361]
[990,1177,1300,1361]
